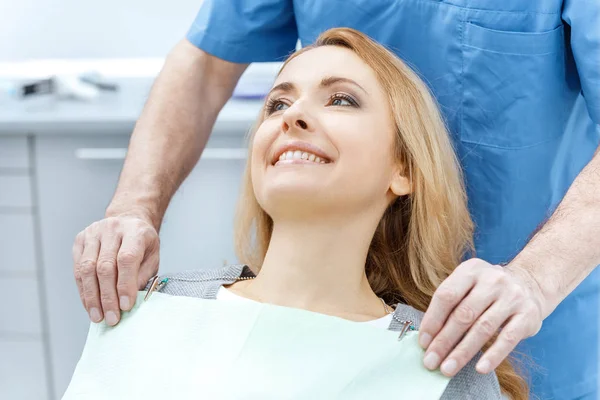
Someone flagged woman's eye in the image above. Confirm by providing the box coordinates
[329,94,358,107]
[331,98,348,106]
[266,99,289,115]
[274,102,288,111]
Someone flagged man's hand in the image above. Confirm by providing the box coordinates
[68,41,247,327]
[72,213,160,326]
[418,258,547,377]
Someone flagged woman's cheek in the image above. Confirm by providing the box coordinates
[251,131,271,163]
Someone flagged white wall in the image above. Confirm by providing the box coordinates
[0,0,203,61]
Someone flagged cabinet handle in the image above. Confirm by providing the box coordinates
[75,148,248,160]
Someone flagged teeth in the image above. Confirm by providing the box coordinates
[276,150,329,164]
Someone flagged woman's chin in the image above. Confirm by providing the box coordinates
[258,184,334,213]
[262,183,328,201]
[261,167,333,193]
[254,165,341,213]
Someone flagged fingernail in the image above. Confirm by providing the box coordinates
[105,311,119,326]
[476,359,491,374]
[120,296,130,310]
[419,333,432,349]
[89,308,101,323]
[423,352,440,370]
[441,359,457,376]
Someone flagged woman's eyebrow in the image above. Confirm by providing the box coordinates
[267,82,296,98]
[320,76,368,95]
[267,76,368,98]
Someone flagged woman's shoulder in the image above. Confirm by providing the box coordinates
[391,305,502,399]
[442,354,503,399]
[143,264,252,299]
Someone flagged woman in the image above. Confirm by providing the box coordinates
[143,28,528,398]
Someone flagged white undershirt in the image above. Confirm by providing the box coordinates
[216,286,394,330]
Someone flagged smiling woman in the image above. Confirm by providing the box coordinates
[232,28,528,399]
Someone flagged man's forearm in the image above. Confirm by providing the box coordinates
[106,40,248,230]
[510,144,600,316]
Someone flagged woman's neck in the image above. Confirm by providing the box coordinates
[236,214,389,321]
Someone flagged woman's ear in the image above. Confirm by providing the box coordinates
[390,168,412,196]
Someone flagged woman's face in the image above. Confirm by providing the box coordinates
[251,46,410,219]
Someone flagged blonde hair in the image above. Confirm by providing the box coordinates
[234,28,528,399]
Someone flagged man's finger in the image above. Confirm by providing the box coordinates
[439,301,514,376]
[137,242,160,290]
[132,247,160,308]
[116,235,145,312]
[138,228,160,289]
[424,285,498,373]
[97,235,122,326]
[72,233,86,309]
[419,259,480,349]
[476,315,529,374]
[79,236,102,322]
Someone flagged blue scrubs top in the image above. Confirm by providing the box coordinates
[187,1,600,398]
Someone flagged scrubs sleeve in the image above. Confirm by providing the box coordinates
[563,0,600,123]
[186,0,298,63]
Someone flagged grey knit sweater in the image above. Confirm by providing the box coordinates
[147,264,503,399]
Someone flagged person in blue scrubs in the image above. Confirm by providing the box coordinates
[186,1,600,398]
[71,0,598,399]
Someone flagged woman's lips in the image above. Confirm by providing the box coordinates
[273,149,331,166]
[271,141,333,165]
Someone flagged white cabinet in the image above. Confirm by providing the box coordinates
[0,175,32,208]
[0,341,49,400]
[0,276,43,334]
[0,214,37,275]
[0,136,50,400]
[35,132,246,398]
[0,136,29,169]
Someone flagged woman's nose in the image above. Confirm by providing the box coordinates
[282,119,308,132]
[281,105,312,133]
